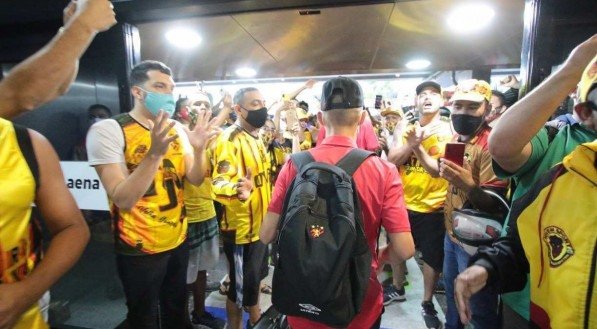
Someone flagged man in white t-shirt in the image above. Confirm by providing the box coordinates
[86,60,218,329]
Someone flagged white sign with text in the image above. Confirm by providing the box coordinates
[60,161,109,211]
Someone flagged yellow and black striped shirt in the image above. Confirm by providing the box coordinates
[211,125,271,244]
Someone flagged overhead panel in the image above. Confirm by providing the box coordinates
[231,3,394,77]
[138,15,278,81]
[373,0,524,71]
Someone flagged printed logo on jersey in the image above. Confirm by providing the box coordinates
[543,226,574,267]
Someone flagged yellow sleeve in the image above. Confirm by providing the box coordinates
[210,137,246,208]
[300,131,313,150]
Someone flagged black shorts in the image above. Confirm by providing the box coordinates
[223,239,268,307]
[408,210,445,272]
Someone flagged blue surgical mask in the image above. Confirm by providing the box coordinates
[140,88,175,117]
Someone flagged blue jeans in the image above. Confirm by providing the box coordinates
[443,234,499,329]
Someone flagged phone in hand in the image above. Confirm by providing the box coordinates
[444,142,466,167]
[374,95,383,109]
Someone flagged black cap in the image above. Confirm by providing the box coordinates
[321,77,364,111]
[416,81,442,95]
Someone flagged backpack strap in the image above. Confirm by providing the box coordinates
[335,148,375,176]
[289,151,316,172]
[14,124,40,190]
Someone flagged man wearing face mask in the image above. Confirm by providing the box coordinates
[86,60,218,329]
[440,80,508,329]
[455,36,597,329]
[405,79,508,329]
[210,87,271,329]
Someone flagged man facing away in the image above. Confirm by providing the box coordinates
[260,76,415,329]
[87,60,217,329]
[210,87,272,329]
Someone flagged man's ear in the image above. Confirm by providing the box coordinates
[317,111,325,127]
[131,86,144,101]
[233,104,243,115]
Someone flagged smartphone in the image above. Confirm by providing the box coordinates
[444,142,466,167]
[285,108,299,132]
[374,95,383,109]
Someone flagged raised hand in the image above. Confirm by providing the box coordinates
[147,111,178,157]
[236,168,253,201]
[72,0,117,33]
[183,110,220,151]
[405,122,424,148]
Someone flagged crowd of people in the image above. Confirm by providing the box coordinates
[0,1,595,329]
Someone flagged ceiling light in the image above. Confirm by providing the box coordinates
[235,67,257,78]
[405,59,431,70]
[165,28,201,49]
[447,4,495,33]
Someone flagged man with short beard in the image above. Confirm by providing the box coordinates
[387,81,453,329]
[87,61,218,329]
[211,87,272,329]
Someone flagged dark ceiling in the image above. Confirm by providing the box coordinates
[0,0,594,82]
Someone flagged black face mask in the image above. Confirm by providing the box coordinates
[452,114,484,136]
[241,106,268,128]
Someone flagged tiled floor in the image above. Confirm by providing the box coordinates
[49,220,446,329]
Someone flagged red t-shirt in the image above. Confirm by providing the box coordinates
[268,135,411,329]
[316,117,380,151]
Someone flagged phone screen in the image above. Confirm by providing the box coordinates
[374,95,382,109]
[444,143,465,167]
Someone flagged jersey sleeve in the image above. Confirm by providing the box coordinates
[210,137,247,208]
[492,128,549,179]
[86,119,125,166]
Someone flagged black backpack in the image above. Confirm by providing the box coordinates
[272,149,374,327]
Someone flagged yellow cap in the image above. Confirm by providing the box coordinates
[296,108,309,121]
[451,79,492,103]
[577,54,597,103]
[380,107,404,117]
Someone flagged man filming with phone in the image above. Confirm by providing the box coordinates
[407,79,508,329]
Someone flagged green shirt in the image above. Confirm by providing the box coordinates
[492,123,597,319]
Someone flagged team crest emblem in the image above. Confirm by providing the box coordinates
[309,225,325,238]
[543,226,574,267]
